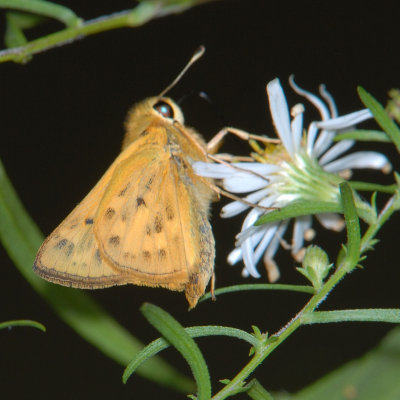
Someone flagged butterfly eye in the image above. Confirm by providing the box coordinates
[153,101,174,119]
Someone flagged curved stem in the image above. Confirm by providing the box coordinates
[0,1,211,63]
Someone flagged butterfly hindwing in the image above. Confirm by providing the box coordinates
[94,125,214,298]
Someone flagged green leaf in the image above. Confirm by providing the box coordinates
[200,283,314,302]
[358,86,400,154]
[339,183,360,272]
[349,181,397,194]
[0,0,82,28]
[289,327,400,400]
[0,319,46,332]
[123,325,258,383]
[255,200,342,226]
[302,309,400,324]
[141,303,211,400]
[0,158,193,393]
[334,129,390,142]
[246,379,274,400]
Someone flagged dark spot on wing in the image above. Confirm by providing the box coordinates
[159,249,167,259]
[140,129,149,137]
[143,250,151,260]
[118,183,131,197]
[154,215,163,233]
[137,197,146,207]
[55,239,67,249]
[109,235,120,246]
[145,176,154,190]
[146,225,151,236]
[166,204,174,220]
[66,243,74,257]
[105,208,116,219]
[123,252,132,260]
[121,211,129,222]
[85,218,94,225]
[95,249,102,264]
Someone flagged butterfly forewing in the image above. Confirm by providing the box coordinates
[33,172,129,288]
[34,96,216,308]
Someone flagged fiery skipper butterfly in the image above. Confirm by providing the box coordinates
[33,47,216,308]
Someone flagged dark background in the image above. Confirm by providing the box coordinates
[1,1,399,399]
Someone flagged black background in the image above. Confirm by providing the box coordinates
[1,1,399,399]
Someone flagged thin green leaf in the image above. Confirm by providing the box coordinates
[339,183,360,272]
[0,0,82,28]
[290,327,400,400]
[0,319,46,332]
[255,200,342,226]
[334,129,390,142]
[358,86,400,153]
[246,379,274,400]
[123,325,258,383]
[0,159,193,393]
[200,284,314,302]
[302,309,400,324]
[349,181,397,194]
[141,303,211,400]
[5,13,28,49]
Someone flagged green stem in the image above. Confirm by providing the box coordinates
[212,187,393,400]
[212,260,350,399]
[0,1,210,63]
[0,0,81,27]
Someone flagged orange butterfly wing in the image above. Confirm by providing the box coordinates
[34,124,215,307]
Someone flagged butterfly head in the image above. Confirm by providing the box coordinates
[123,97,184,149]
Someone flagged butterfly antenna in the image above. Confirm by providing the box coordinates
[158,45,205,98]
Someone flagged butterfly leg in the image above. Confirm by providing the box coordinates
[197,175,275,212]
[206,127,280,154]
[210,272,216,302]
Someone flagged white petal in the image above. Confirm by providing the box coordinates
[316,109,372,130]
[319,84,338,118]
[227,247,243,265]
[290,108,304,153]
[221,187,272,218]
[318,139,355,165]
[313,130,335,158]
[223,175,268,193]
[192,161,233,178]
[306,122,319,155]
[291,215,312,253]
[262,221,289,280]
[323,151,390,173]
[267,78,295,157]
[289,75,330,120]
[316,213,345,231]
[242,238,261,278]
[253,223,279,263]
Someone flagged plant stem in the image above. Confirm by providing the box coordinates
[0,1,210,63]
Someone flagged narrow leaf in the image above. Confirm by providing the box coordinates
[141,303,211,400]
[0,0,81,28]
[0,159,193,392]
[358,86,400,153]
[0,319,46,332]
[334,129,390,142]
[123,325,258,383]
[339,183,360,272]
[246,379,274,400]
[199,283,314,302]
[302,309,400,324]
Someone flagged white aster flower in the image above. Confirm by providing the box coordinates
[194,76,391,281]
